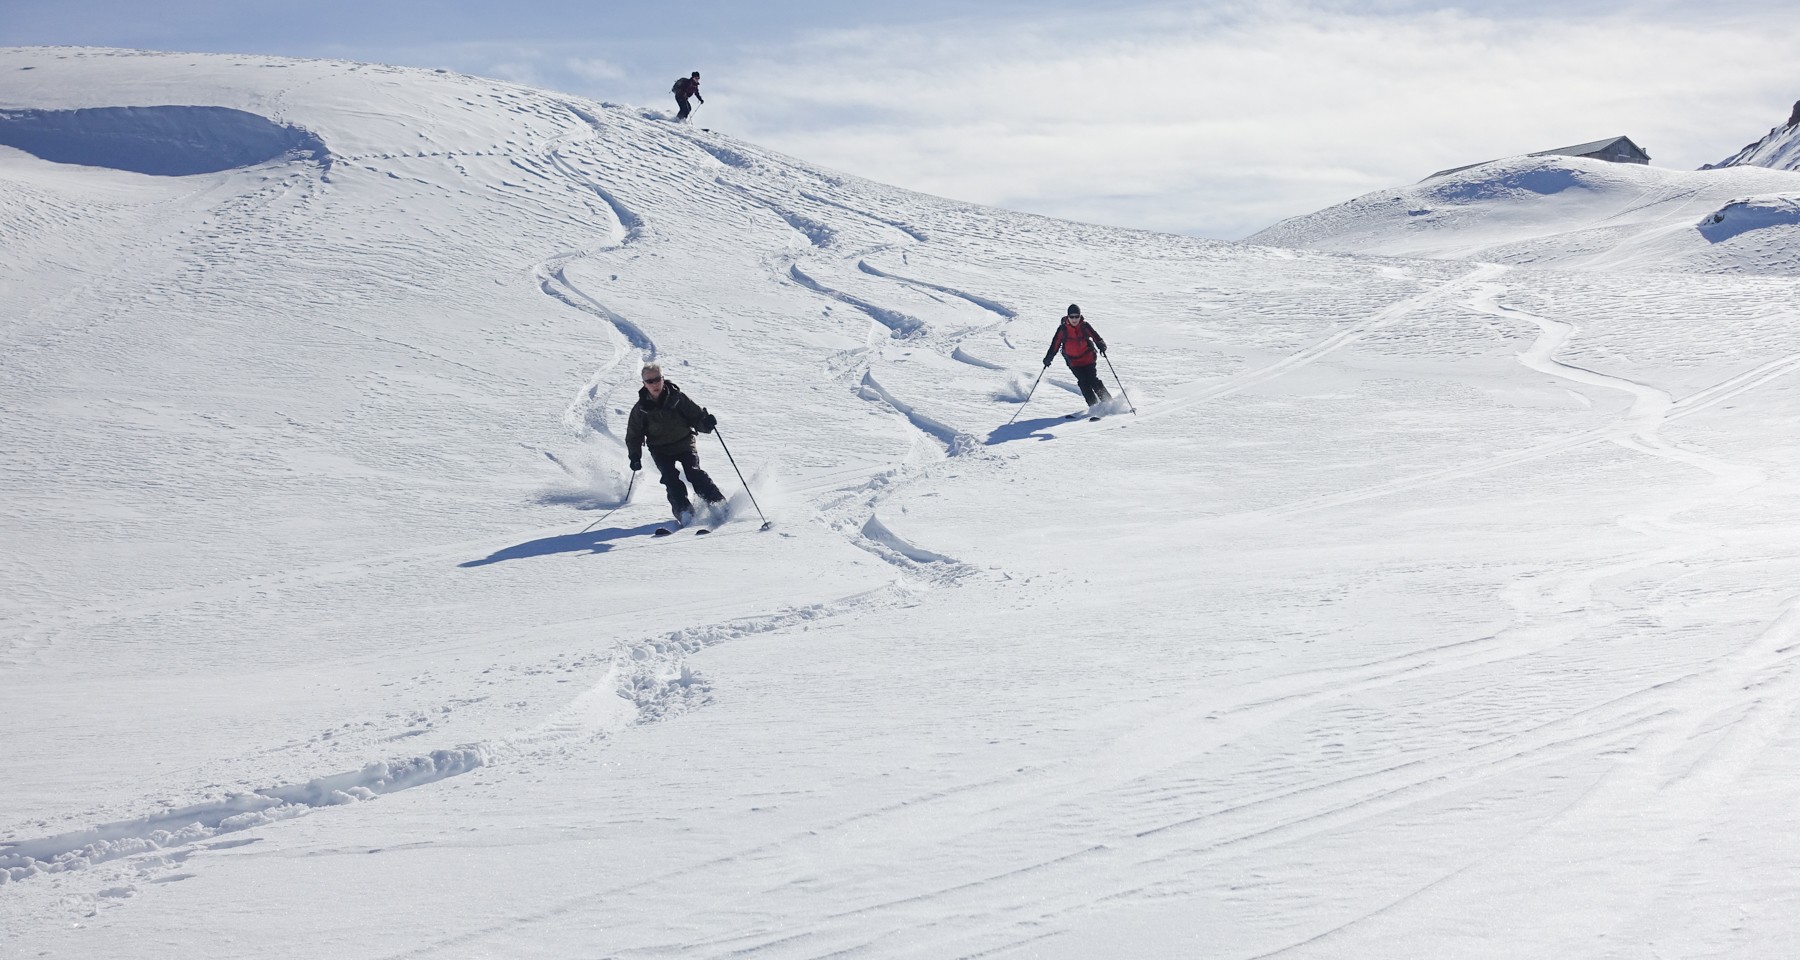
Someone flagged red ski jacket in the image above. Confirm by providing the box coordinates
[1044,319,1105,367]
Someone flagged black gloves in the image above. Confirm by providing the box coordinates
[629,457,641,472]
[700,412,717,433]
[1042,358,1052,368]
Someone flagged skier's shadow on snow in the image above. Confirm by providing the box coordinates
[985,415,1070,445]
[459,522,664,567]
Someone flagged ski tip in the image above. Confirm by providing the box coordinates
[653,527,675,537]
[694,528,712,536]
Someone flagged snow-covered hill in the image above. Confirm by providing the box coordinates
[1706,99,1800,172]
[9,47,1800,959]
[1248,153,1800,274]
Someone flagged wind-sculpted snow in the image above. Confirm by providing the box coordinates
[1251,153,1800,274]
[14,46,1800,960]
[0,105,328,176]
[1429,163,1586,201]
[683,136,754,169]
[1698,195,1800,242]
[801,191,931,242]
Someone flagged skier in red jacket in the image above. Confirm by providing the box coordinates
[1042,304,1112,406]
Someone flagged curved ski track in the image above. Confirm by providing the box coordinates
[30,98,1800,955]
[525,110,663,442]
[707,174,1015,580]
[1261,269,1797,519]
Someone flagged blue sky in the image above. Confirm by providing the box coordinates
[5,1,1798,238]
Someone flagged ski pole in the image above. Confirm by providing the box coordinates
[1005,367,1047,426]
[579,470,636,533]
[712,427,772,531]
[1102,353,1137,414]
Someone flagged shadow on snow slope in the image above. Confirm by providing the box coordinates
[459,523,665,567]
[985,413,1084,445]
[0,105,330,176]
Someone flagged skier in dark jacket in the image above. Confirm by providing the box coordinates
[1042,304,1112,406]
[626,363,725,523]
[672,72,703,122]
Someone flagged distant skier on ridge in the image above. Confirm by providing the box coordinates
[672,71,703,122]
[1042,304,1112,407]
[626,363,725,526]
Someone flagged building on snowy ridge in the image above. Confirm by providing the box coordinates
[1425,135,1652,180]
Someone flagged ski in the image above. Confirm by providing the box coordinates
[1088,415,1102,421]
[654,524,710,537]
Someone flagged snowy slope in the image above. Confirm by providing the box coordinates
[10,47,1800,959]
[1706,100,1800,172]
[1249,153,1800,274]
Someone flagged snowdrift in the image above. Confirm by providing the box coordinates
[1249,153,1800,274]
[0,105,328,176]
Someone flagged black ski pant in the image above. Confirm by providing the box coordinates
[649,439,724,517]
[1068,362,1111,406]
[675,96,693,121]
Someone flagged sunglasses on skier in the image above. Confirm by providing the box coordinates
[643,375,663,384]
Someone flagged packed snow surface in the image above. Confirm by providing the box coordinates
[8,46,1800,958]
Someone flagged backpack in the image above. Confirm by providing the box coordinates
[672,77,691,97]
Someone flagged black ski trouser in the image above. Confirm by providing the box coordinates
[1068,362,1111,406]
[649,440,724,517]
[675,96,693,120]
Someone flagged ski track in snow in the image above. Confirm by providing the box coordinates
[1260,274,1800,518]
[531,106,660,443]
[800,190,930,243]
[1134,264,1504,423]
[551,118,1010,656]
[787,263,927,339]
[855,370,979,457]
[522,263,1800,957]
[0,750,486,884]
[0,567,921,887]
[549,111,1002,769]
[721,181,841,250]
[856,259,1016,319]
[699,166,1017,579]
[20,53,1800,958]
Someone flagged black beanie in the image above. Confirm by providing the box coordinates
[1066,304,1081,316]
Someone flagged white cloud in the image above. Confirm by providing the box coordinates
[564,56,626,84]
[706,3,1800,238]
[482,59,546,85]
